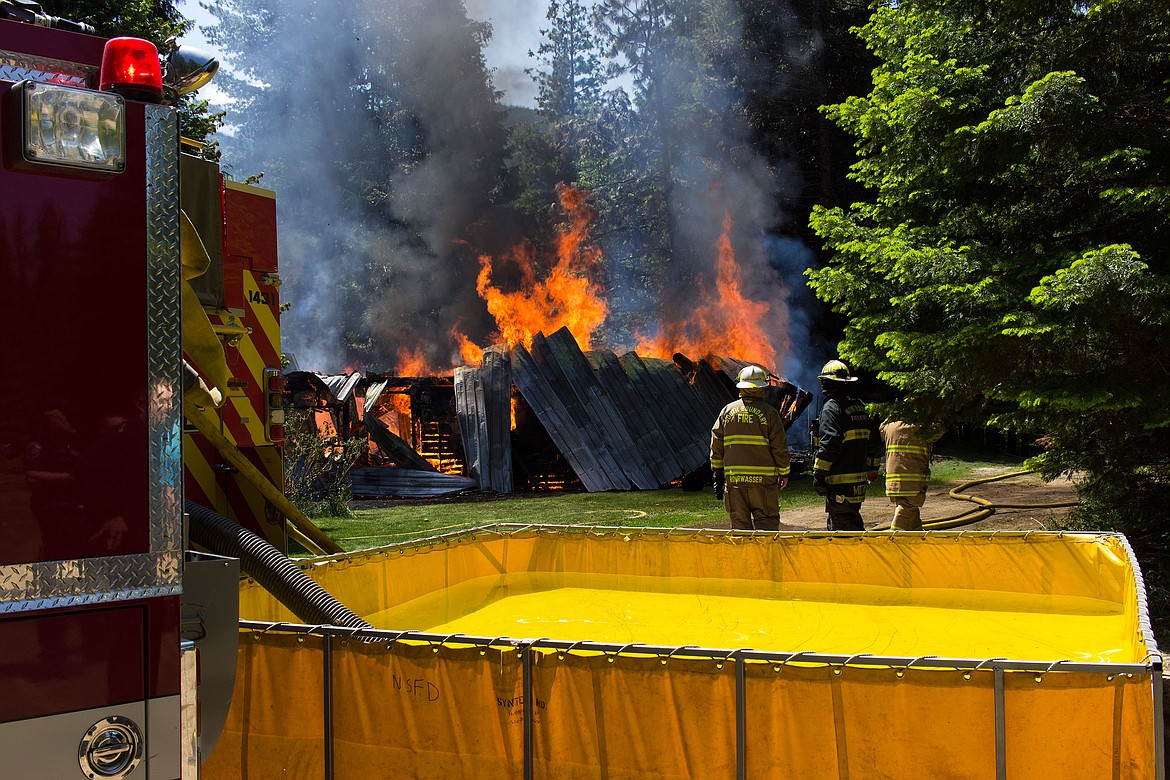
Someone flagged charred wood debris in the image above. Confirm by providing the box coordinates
[286,326,813,499]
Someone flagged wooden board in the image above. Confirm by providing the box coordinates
[544,328,657,489]
[481,347,514,492]
[587,349,682,487]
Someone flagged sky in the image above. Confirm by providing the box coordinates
[176,0,549,107]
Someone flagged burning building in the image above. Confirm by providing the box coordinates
[283,181,816,499]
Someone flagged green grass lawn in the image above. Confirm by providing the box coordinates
[305,450,1029,554]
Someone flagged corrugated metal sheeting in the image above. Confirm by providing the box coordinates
[454,346,513,493]
[459,327,739,493]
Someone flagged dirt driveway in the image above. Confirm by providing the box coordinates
[778,468,1081,532]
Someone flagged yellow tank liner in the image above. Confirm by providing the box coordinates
[208,527,1164,779]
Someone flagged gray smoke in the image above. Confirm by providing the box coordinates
[212,0,505,373]
[465,0,548,107]
[636,0,812,381]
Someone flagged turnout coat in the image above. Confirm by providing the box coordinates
[880,420,944,497]
[710,397,791,485]
[813,394,882,504]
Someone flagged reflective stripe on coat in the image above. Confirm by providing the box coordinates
[711,397,790,484]
[880,419,943,497]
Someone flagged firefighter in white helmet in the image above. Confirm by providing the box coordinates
[812,359,882,531]
[710,365,791,531]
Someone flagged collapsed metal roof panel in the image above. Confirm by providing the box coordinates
[363,379,388,417]
[454,346,513,493]
[319,372,364,403]
[349,466,475,499]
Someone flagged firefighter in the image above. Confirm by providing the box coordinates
[812,360,882,531]
[710,365,791,531]
[880,419,945,531]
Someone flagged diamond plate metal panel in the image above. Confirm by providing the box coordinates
[0,48,94,86]
[145,104,183,561]
[0,553,183,613]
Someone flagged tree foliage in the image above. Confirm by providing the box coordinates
[531,0,606,123]
[510,0,610,222]
[807,0,1170,515]
[283,410,366,519]
[40,0,187,43]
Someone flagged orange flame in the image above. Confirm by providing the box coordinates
[638,211,775,368]
[395,346,429,377]
[460,184,608,354]
[453,328,484,365]
[387,392,411,439]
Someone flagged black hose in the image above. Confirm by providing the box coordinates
[187,501,370,629]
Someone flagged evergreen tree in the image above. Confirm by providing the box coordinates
[531,0,606,125]
[592,0,685,270]
[509,0,609,224]
[734,0,873,212]
[807,0,1170,523]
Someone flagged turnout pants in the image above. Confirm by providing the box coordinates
[890,490,927,531]
[825,494,865,531]
[724,481,780,531]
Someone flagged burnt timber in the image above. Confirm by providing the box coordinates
[349,466,475,499]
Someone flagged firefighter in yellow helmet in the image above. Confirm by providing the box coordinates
[880,418,945,530]
[812,360,882,531]
[710,365,791,530]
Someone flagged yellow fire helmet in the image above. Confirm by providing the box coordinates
[817,359,858,382]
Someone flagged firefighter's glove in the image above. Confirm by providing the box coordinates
[713,469,725,501]
[867,470,880,485]
[812,470,829,496]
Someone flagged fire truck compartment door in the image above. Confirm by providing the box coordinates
[181,153,226,310]
[0,606,180,778]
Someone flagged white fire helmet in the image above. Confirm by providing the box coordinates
[736,365,769,389]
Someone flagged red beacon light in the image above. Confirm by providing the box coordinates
[99,37,163,103]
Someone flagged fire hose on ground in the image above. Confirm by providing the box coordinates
[874,469,1080,531]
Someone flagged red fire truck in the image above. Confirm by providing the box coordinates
[0,9,306,777]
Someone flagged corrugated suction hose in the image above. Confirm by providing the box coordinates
[187,501,370,629]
